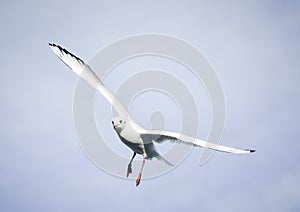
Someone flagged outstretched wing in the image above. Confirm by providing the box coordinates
[49,43,128,117]
[49,43,145,132]
[141,130,255,154]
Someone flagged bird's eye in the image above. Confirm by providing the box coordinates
[120,120,122,123]
[112,121,114,125]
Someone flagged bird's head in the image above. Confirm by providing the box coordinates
[112,116,127,133]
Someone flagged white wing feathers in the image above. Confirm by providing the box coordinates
[143,130,255,154]
[49,43,129,118]
[49,43,255,154]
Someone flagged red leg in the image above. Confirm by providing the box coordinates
[127,152,136,177]
[136,159,145,186]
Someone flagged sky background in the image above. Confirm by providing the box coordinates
[1,0,300,211]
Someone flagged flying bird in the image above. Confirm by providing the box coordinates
[49,43,255,186]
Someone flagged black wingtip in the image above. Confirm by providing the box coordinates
[48,43,85,65]
[245,149,256,153]
[49,43,60,48]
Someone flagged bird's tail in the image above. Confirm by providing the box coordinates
[155,155,174,166]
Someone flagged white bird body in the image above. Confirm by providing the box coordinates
[49,43,255,186]
[116,121,146,156]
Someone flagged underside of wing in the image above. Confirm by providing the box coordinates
[49,43,91,79]
[49,43,131,119]
[142,130,255,154]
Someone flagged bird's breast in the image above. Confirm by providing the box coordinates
[117,134,144,155]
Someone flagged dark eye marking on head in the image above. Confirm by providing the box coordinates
[120,120,122,123]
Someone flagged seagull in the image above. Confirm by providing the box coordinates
[49,43,255,186]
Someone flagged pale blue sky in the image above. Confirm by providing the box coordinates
[1,0,300,211]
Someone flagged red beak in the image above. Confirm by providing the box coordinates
[114,124,119,129]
